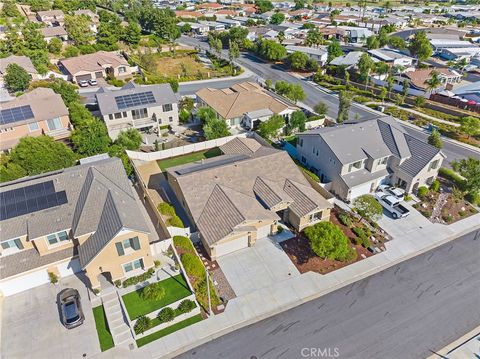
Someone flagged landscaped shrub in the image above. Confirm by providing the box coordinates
[141,282,166,301]
[352,227,371,248]
[338,213,352,227]
[154,260,161,267]
[122,268,155,288]
[277,225,284,234]
[304,222,356,262]
[417,186,429,199]
[181,253,205,278]
[134,315,151,335]
[194,276,220,309]
[430,179,440,192]
[167,215,185,228]
[48,271,58,284]
[177,299,196,314]
[157,307,175,323]
[173,236,194,252]
[114,280,122,288]
[158,202,176,216]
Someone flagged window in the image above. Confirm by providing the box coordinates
[122,112,127,117]
[132,108,148,120]
[118,66,126,73]
[28,122,40,132]
[47,230,69,245]
[429,159,439,171]
[47,117,62,131]
[169,116,173,122]
[109,114,114,120]
[1,238,23,251]
[115,236,141,256]
[348,160,363,172]
[162,104,173,112]
[123,258,144,273]
[299,139,303,147]
[114,112,122,119]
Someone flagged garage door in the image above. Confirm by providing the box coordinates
[57,258,81,277]
[76,74,92,82]
[0,269,49,296]
[256,224,271,239]
[349,181,374,200]
[215,235,249,257]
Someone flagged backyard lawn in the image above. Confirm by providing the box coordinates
[92,306,114,352]
[157,147,222,171]
[122,274,191,319]
[136,314,203,348]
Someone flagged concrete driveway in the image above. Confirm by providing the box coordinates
[378,201,432,239]
[217,237,300,297]
[1,274,100,359]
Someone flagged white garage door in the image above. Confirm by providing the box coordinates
[349,182,375,200]
[0,269,49,296]
[215,235,249,257]
[57,258,81,277]
[256,224,272,239]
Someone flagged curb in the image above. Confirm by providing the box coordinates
[162,225,480,359]
[426,325,480,358]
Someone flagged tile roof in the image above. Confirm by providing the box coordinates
[59,51,129,76]
[40,26,67,37]
[0,55,37,75]
[403,68,461,90]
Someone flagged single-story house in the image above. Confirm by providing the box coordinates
[40,26,68,43]
[36,10,65,27]
[0,55,38,82]
[285,45,328,65]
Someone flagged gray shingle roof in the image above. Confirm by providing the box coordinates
[399,134,442,176]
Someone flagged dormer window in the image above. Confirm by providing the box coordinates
[348,160,363,172]
[47,230,69,245]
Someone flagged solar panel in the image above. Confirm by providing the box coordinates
[114,91,156,110]
[0,105,34,126]
[0,180,68,221]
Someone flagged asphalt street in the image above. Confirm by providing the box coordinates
[178,230,480,359]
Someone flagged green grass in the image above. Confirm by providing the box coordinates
[157,147,222,171]
[136,314,203,348]
[122,274,191,320]
[284,135,297,147]
[92,306,114,352]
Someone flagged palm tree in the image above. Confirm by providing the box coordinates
[425,70,441,95]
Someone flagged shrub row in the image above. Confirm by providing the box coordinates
[157,202,185,228]
[352,226,371,248]
[338,213,352,227]
[122,268,155,288]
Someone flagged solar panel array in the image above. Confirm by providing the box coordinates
[0,105,34,126]
[0,180,68,221]
[114,91,156,110]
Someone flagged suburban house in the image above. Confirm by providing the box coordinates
[196,82,297,128]
[398,68,462,93]
[40,26,68,43]
[73,9,100,33]
[0,157,154,296]
[95,82,179,140]
[296,116,445,202]
[367,48,416,70]
[58,51,135,84]
[0,88,71,152]
[285,45,328,66]
[0,55,38,81]
[330,51,376,68]
[36,10,65,27]
[167,137,334,259]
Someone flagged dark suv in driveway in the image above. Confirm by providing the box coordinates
[59,288,84,329]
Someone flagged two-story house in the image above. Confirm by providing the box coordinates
[0,88,72,152]
[296,117,445,202]
[0,157,154,296]
[36,10,65,27]
[95,82,179,140]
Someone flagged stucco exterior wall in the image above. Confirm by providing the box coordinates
[0,234,34,256]
[32,233,74,256]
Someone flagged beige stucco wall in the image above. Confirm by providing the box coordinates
[84,230,153,289]
[0,234,34,256]
[391,153,444,193]
[33,234,74,256]
[290,207,331,232]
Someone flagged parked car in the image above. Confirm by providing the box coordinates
[59,288,84,329]
[377,185,405,201]
[78,80,88,87]
[88,78,98,86]
[375,193,410,219]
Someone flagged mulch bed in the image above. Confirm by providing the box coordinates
[280,208,388,275]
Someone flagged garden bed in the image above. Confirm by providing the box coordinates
[280,208,388,274]
[122,274,191,320]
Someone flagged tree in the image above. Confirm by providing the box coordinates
[337,90,352,123]
[327,40,343,63]
[265,78,273,89]
[452,157,480,198]
[408,30,433,61]
[415,96,426,107]
[402,79,409,98]
[304,222,356,261]
[22,23,47,51]
[305,28,322,47]
[47,37,63,54]
[258,39,286,61]
[2,0,21,17]
[197,107,217,123]
[71,118,111,156]
[386,74,394,100]
[275,81,306,103]
[270,12,285,25]
[357,53,374,90]
[379,87,388,103]
[115,129,143,151]
[0,154,27,183]
[425,70,441,94]
[375,61,389,76]
[314,102,328,115]
[258,114,285,139]
[460,116,480,139]
[228,40,240,74]
[9,136,76,176]
[294,0,305,10]
[4,64,31,92]
[388,36,406,50]
[64,15,94,46]
[134,315,151,335]
[255,0,273,13]
[353,194,383,222]
[288,110,307,133]
[208,35,222,58]
[203,118,230,140]
[428,129,443,149]
[288,51,309,70]
[122,22,141,45]
[366,35,380,49]
[63,45,80,58]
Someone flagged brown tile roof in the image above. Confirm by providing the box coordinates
[404,68,460,90]
[0,55,37,75]
[198,3,224,9]
[40,25,67,37]
[196,82,294,120]
[59,51,129,76]
[175,10,203,18]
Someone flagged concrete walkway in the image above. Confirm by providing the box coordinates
[93,210,480,359]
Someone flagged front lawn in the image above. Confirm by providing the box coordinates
[92,306,114,352]
[136,314,203,348]
[157,147,222,171]
[122,274,191,319]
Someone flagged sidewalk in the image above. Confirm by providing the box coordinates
[93,212,480,359]
[427,325,480,359]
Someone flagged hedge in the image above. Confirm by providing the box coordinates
[158,202,176,216]
[123,268,155,288]
[173,236,194,252]
[167,215,184,228]
[181,253,205,278]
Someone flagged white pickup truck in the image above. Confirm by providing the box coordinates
[375,192,410,219]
